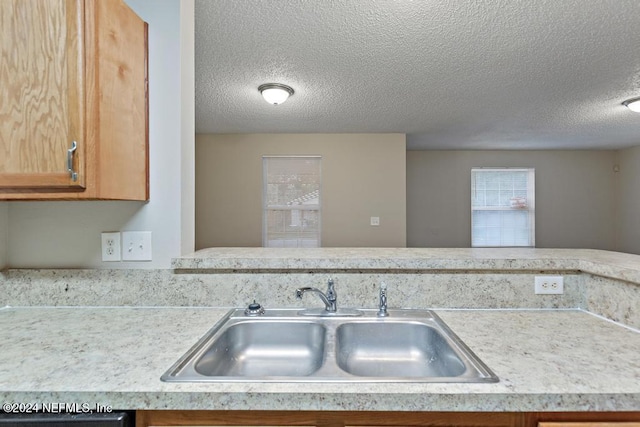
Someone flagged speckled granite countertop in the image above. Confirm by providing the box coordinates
[172,248,640,284]
[0,306,639,412]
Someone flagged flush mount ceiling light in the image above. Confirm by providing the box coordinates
[258,83,294,105]
[622,96,640,113]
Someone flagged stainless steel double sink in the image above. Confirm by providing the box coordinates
[161,308,498,383]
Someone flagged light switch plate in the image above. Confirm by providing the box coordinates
[122,231,152,261]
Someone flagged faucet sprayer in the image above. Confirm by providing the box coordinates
[377,282,389,317]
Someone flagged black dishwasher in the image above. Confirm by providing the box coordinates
[0,412,132,427]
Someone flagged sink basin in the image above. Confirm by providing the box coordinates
[161,309,498,383]
[195,321,326,377]
[335,322,466,378]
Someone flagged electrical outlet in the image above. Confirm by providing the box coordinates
[370,216,380,226]
[122,231,152,261]
[101,232,121,262]
[535,276,564,294]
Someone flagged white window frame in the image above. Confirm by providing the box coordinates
[471,167,535,247]
[262,156,322,248]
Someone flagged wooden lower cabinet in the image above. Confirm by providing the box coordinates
[539,424,640,427]
[136,411,640,427]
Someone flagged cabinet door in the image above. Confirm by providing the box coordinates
[136,411,523,427]
[0,0,85,191]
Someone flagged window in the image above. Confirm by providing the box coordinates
[471,168,535,247]
[263,156,321,247]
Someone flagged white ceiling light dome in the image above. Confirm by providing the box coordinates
[622,97,640,113]
[258,83,294,105]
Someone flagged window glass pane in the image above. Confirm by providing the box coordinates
[265,209,319,247]
[486,211,500,227]
[472,211,532,246]
[265,157,320,207]
[486,173,500,190]
[485,190,500,206]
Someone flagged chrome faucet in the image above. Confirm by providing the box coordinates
[295,278,337,313]
[377,282,389,317]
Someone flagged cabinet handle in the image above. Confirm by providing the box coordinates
[67,141,78,182]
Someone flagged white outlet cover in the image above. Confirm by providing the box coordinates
[534,276,564,294]
[370,216,380,226]
[101,232,121,262]
[122,231,152,261]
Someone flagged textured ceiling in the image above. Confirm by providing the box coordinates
[195,0,640,150]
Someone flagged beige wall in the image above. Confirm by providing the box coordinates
[196,133,406,248]
[616,146,640,254]
[407,150,618,249]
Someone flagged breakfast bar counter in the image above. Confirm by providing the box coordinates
[1,248,639,412]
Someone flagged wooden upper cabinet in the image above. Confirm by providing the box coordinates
[0,0,85,191]
[0,0,149,200]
